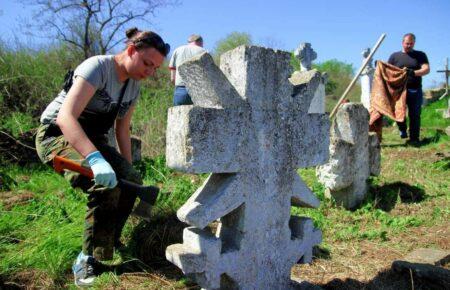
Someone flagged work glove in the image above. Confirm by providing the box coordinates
[86,151,118,188]
[405,68,415,79]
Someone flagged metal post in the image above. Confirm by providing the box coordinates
[437,57,449,100]
[330,33,386,119]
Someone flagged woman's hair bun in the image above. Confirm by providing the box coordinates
[126,27,140,39]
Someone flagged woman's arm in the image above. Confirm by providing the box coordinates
[56,76,118,188]
[56,77,98,157]
[115,104,136,164]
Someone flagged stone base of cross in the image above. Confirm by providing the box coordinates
[165,46,330,289]
[289,70,327,114]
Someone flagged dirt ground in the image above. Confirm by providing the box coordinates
[292,224,449,290]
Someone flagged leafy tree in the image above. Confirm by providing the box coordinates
[22,0,178,59]
[291,55,356,96]
[213,32,252,62]
[313,59,354,96]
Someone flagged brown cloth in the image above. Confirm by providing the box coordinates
[369,61,408,140]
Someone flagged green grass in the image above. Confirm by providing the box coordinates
[132,77,173,157]
[0,157,206,288]
[0,165,84,280]
[292,99,450,258]
[2,100,449,287]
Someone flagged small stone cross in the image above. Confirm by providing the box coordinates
[360,48,375,110]
[294,42,317,71]
[361,48,375,74]
[165,46,329,289]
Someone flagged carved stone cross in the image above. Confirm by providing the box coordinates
[294,42,317,71]
[165,46,329,289]
[360,48,375,110]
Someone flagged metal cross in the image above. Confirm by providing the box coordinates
[437,57,449,99]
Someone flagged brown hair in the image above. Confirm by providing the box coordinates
[125,27,170,56]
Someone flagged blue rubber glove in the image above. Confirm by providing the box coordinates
[86,151,117,188]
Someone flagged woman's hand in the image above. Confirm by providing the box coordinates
[86,151,117,188]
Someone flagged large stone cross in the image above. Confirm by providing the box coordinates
[165,46,330,289]
[294,43,317,71]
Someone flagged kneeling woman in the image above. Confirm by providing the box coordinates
[35,28,169,287]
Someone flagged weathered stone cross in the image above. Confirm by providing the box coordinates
[294,42,317,71]
[291,41,327,114]
[165,46,330,289]
[317,103,380,209]
[360,48,375,110]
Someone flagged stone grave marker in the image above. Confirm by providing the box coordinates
[317,103,380,209]
[292,43,326,114]
[294,43,317,72]
[165,45,330,289]
[360,48,375,111]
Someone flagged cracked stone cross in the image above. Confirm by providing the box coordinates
[165,45,330,289]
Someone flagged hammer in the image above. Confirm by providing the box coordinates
[53,155,160,220]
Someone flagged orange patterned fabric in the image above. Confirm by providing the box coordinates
[369,61,408,140]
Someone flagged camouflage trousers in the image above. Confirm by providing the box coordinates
[35,124,142,260]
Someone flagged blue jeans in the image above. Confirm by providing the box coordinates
[397,88,423,141]
[173,86,193,106]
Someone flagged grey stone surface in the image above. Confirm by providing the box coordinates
[130,136,142,163]
[368,132,381,176]
[165,45,330,289]
[444,98,450,119]
[290,69,327,114]
[107,129,141,163]
[317,103,380,209]
[392,260,450,288]
[446,126,450,136]
[360,48,375,110]
[294,43,317,72]
[403,248,450,266]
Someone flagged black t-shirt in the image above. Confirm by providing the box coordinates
[388,50,429,89]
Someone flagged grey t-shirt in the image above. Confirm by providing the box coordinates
[40,55,140,125]
[169,44,206,86]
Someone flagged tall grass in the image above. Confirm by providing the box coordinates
[0,40,173,155]
[0,157,205,287]
[132,69,173,157]
[0,165,84,280]
[0,42,81,118]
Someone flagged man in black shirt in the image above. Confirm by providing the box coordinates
[388,33,430,144]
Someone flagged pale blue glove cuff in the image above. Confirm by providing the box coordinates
[86,151,104,167]
[85,151,117,188]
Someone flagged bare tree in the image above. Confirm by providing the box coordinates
[23,0,178,59]
[259,36,285,51]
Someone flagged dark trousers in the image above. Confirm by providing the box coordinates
[397,88,423,141]
[173,86,193,106]
[35,124,142,260]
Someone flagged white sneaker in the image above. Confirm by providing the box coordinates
[72,252,96,287]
